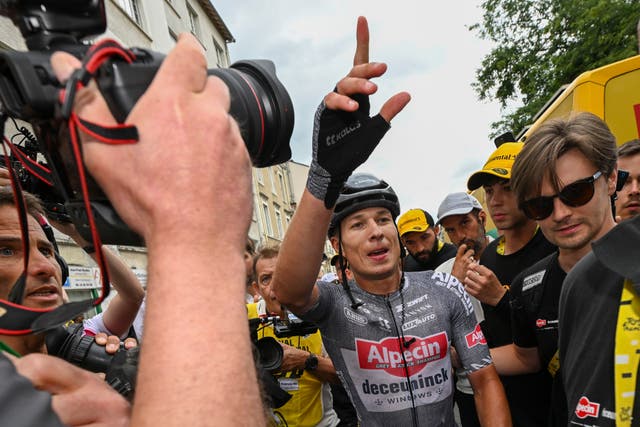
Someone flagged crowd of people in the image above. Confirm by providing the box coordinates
[0,15,639,427]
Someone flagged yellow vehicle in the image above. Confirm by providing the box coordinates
[518,54,640,146]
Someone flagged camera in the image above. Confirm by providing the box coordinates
[45,323,139,400]
[248,314,319,409]
[0,0,294,245]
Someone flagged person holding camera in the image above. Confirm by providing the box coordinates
[0,186,131,426]
[250,245,340,427]
[271,17,510,427]
[0,30,264,427]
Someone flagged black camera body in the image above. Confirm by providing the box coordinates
[46,323,139,400]
[273,311,319,338]
[0,0,294,245]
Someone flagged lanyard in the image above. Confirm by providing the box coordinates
[614,279,640,426]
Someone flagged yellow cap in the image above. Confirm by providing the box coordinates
[397,209,435,237]
[467,142,524,191]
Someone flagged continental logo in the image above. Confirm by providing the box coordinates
[344,307,368,326]
[575,396,600,419]
[522,270,545,292]
[485,153,516,164]
[356,332,448,377]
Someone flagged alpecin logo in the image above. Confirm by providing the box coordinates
[575,396,600,419]
[356,332,448,377]
[465,324,486,349]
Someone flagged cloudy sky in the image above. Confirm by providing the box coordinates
[214,1,503,216]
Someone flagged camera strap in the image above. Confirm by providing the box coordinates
[0,40,141,335]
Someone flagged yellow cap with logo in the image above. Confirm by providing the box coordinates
[397,209,435,237]
[467,142,524,191]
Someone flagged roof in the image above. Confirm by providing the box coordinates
[196,0,235,43]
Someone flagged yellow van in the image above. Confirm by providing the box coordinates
[519,54,640,146]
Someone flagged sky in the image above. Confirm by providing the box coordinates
[214,1,503,217]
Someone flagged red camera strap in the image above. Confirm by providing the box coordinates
[0,39,141,335]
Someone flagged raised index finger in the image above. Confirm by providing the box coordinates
[353,16,369,66]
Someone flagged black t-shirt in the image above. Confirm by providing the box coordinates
[479,229,556,427]
[479,229,556,348]
[510,252,566,368]
[402,241,457,272]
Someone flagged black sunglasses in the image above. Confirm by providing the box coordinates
[520,171,603,220]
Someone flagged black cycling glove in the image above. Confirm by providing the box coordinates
[307,92,390,208]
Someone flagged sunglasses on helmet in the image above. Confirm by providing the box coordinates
[520,171,603,220]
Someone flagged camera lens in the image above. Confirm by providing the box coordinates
[255,336,283,371]
[208,60,294,168]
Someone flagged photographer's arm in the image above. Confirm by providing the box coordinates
[10,352,130,427]
[279,340,339,384]
[51,33,263,427]
[51,222,144,337]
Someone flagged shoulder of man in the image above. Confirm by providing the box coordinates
[0,353,64,427]
[438,242,457,260]
[424,270,474,316]
[592,215,640,281]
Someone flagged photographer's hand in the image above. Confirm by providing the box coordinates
[12,353,130,427]
[307,16,411,208]
[51,33,262,426]
[279,343,339,384]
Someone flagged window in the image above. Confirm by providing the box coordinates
[261,201,273,236]
[213,38,227,67]
[278,173,286,197]
[117,0,142,25]
[270,168,278,194]
[256,168,264,185]
[186,3,200,38]
[168,28,178,44]
[274,209,284,239]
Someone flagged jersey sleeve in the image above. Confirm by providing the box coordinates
[297,281,339,326]
[431,272,492,374]
[509,272,538,348]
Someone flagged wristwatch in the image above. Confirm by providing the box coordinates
[304,353,319,371]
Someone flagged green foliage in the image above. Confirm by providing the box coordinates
[472,0,640,138]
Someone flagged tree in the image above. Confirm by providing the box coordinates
[472,0,640,138]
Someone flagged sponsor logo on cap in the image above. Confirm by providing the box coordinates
[491,168,509,175]
[465,324,486,349]
[575,396,600,419]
